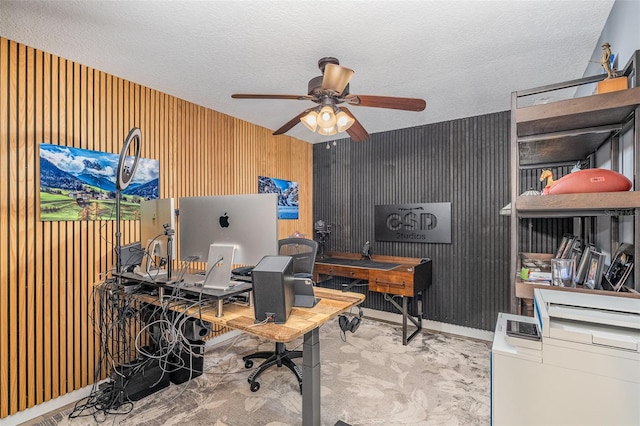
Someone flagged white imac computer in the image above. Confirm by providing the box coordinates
[178,193,279,267]
[139,197,176,275]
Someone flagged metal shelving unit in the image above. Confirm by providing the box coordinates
[509,50,640,313]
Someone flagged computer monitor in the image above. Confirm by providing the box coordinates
[114,241,144,273]
[178,193,278,266]
[140,197,177,262]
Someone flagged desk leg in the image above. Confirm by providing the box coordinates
[384,293,422,345]
[302,327,321,426]
[341,279,367,292]
[403,297,408,343]
[216,299,224,317]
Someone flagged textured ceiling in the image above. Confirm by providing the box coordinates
[0,1,614,144]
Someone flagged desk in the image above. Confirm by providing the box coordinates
[139,287,364,426]
[314,251,431,345]
[114,271,252,317]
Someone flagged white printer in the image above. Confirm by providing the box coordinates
[491,288,640,425]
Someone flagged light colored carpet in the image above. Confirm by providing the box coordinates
[39,318,491,425]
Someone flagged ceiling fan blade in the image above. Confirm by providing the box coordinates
[346,94,426,111]
[272,107,316,135]
[231,94,313,101]
[322,64,354,95]
[340,107,369,142]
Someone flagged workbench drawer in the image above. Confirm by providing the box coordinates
[315,264,370,280]
[370,268,415,297]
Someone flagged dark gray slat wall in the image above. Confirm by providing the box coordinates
[520,217,573,254]
[519,166,574,254]
[314,111,512,331]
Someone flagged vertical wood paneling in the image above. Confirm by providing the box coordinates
[41,46,51,404]
[0,37,9,419]
[50,53,61,401]
[8,38,19,414]
[0,37,313,419]
[64,62,73,390]
[25,44,36,410]
[34,47,44,406]
[314,112,511,330]
[79,64,89,389]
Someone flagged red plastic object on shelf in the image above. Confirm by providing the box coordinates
[546,169,632,195]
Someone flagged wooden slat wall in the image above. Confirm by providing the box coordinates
[0,37,313,418]
[313,112,512,331]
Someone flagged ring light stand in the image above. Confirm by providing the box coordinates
[115,128,142,279]
[163,223,174,280]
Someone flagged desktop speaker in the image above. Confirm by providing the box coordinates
[251,255,295,324]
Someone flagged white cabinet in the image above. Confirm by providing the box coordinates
[491,289,640,426]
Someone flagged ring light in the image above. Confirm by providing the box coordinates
[116,127,142,190]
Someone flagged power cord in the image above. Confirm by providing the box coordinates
[247,314,274,327]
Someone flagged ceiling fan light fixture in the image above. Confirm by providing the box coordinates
[335,111,355,132]
[300,110,318,132]
[232,58,426,142]
[318,125,337,136]
[317,105,337,128]
[322,63,355,95]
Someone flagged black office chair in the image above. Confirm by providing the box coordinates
[242,237,319,393]
[277,237,318,279]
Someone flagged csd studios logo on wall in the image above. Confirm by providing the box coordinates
[374,203,452,244]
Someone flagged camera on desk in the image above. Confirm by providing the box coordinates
[314,220,331,234]
[315,220,332,258]
[162,223,174,237]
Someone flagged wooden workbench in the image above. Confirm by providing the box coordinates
[314,251,432,345]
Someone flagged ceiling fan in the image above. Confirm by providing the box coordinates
[231,57,426,142]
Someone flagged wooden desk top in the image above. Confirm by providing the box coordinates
[317,251,426,267]
[139,287,365,343]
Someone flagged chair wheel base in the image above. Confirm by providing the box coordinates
[242,343,303,392]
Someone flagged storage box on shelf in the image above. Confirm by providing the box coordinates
[596,76,628,94]
[509,50,640,314]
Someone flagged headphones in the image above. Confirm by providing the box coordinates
[339,305,363,333]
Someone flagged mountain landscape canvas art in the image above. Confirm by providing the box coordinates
[39,143,159,221]
[258,176,299,219]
